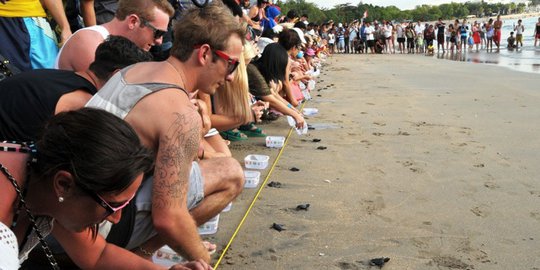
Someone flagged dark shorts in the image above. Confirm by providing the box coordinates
[0,17,31,71]
[437,35,444,44]
[367,40,375,47]
[397,37,405,43]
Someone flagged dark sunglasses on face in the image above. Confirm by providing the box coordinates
[141,18,167,39]
[194,44,240,75]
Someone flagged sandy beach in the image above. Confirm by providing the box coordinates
[206,54,540,270]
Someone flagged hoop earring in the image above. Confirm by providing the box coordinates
[58,196,64,203]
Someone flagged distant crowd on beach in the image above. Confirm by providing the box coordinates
[317,15,540,55]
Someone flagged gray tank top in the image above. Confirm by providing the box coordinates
[85,65,188,119]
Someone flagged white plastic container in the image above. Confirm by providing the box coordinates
[287,116,308,135]
[303,108,318,116]
[198,214,219,235]
[153,245,184,267]
[244,154,269,169]
[222,202,232,212]
[244,170,261,188]
[265,136,285,148]
[308,79,316,90]
[302,89,312,100]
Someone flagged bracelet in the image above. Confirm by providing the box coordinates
[287,103,293,108]
[137,246,154,257]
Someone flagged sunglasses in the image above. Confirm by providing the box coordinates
[194,44,239,75]
[79,184,135,218]
[141,18,167,39]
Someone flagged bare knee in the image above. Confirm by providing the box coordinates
[200,157,244,196]
[222,157,244,195]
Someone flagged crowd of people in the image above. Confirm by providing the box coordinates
[2,0,539,268]
[319,15,540,55]
[0,0,328,269]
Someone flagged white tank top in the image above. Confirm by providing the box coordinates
[55,25,110,69]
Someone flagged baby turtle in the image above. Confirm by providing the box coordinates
[289,167,300,172]
[267,181,282,188]
[369,257,390,268]
[296,204,310,211]
[316,146,327,150]
[271,223,286,232]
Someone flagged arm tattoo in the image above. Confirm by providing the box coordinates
[153,111,201,209]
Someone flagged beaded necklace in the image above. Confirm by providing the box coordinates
[0,141,60,270]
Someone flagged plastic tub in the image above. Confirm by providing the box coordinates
[222,202,232,212]
[198,214,219,235]
[303,108,318,116]
[244,170,261,188]
[265,136,285,148]
[153,245,184,267]
[244,154,269,169]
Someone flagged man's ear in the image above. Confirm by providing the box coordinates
[52,170,76,199]
[197,44,211,65]
[127,14,140,30]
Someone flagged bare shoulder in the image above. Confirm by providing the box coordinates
[124,88,199,149]
[58,30,105,70]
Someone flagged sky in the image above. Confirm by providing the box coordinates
[306,0,471,10]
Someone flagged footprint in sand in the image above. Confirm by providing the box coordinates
[362,197,385,215]
[373,121,386,126]
[360,140,372,146]
[409,167,424,173]
[397,131,410,136]
[530,212,540,221]
[483,182,500,190]
[372,132,384,136]
[430,256,472,269]
[400,161,414,167]
[471,205,489,217]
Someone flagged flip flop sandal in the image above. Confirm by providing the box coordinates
[219,130,248,141]
[239,123,266,137]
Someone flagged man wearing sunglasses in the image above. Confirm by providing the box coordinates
[85,1,245,264]
[56,0,174,72]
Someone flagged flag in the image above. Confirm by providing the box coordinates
[363,10,368,19]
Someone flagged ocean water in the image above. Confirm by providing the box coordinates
[432,16,540,74]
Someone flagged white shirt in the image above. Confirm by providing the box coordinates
[384,25,393,38]
[365,26,375,40]
[514,24,524,35]
[414,24,424,35]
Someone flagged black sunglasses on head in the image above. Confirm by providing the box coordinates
[141,18,167,39]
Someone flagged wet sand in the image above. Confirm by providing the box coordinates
[208,54,540,269]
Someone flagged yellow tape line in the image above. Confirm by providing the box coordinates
[213,102,307,269]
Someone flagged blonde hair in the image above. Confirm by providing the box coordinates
[213,55,253,124]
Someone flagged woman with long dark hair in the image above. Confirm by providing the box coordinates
[250,43,305,128]
[0,108,210,269]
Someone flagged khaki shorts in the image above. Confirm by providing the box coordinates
[125,161,205,249]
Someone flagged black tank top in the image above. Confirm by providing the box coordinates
[0,69,96,141]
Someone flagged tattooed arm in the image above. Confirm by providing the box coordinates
[150,101,210,262]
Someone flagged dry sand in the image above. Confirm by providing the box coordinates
[207,54,540,270]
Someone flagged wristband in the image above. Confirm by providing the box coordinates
[287,103,293,108]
